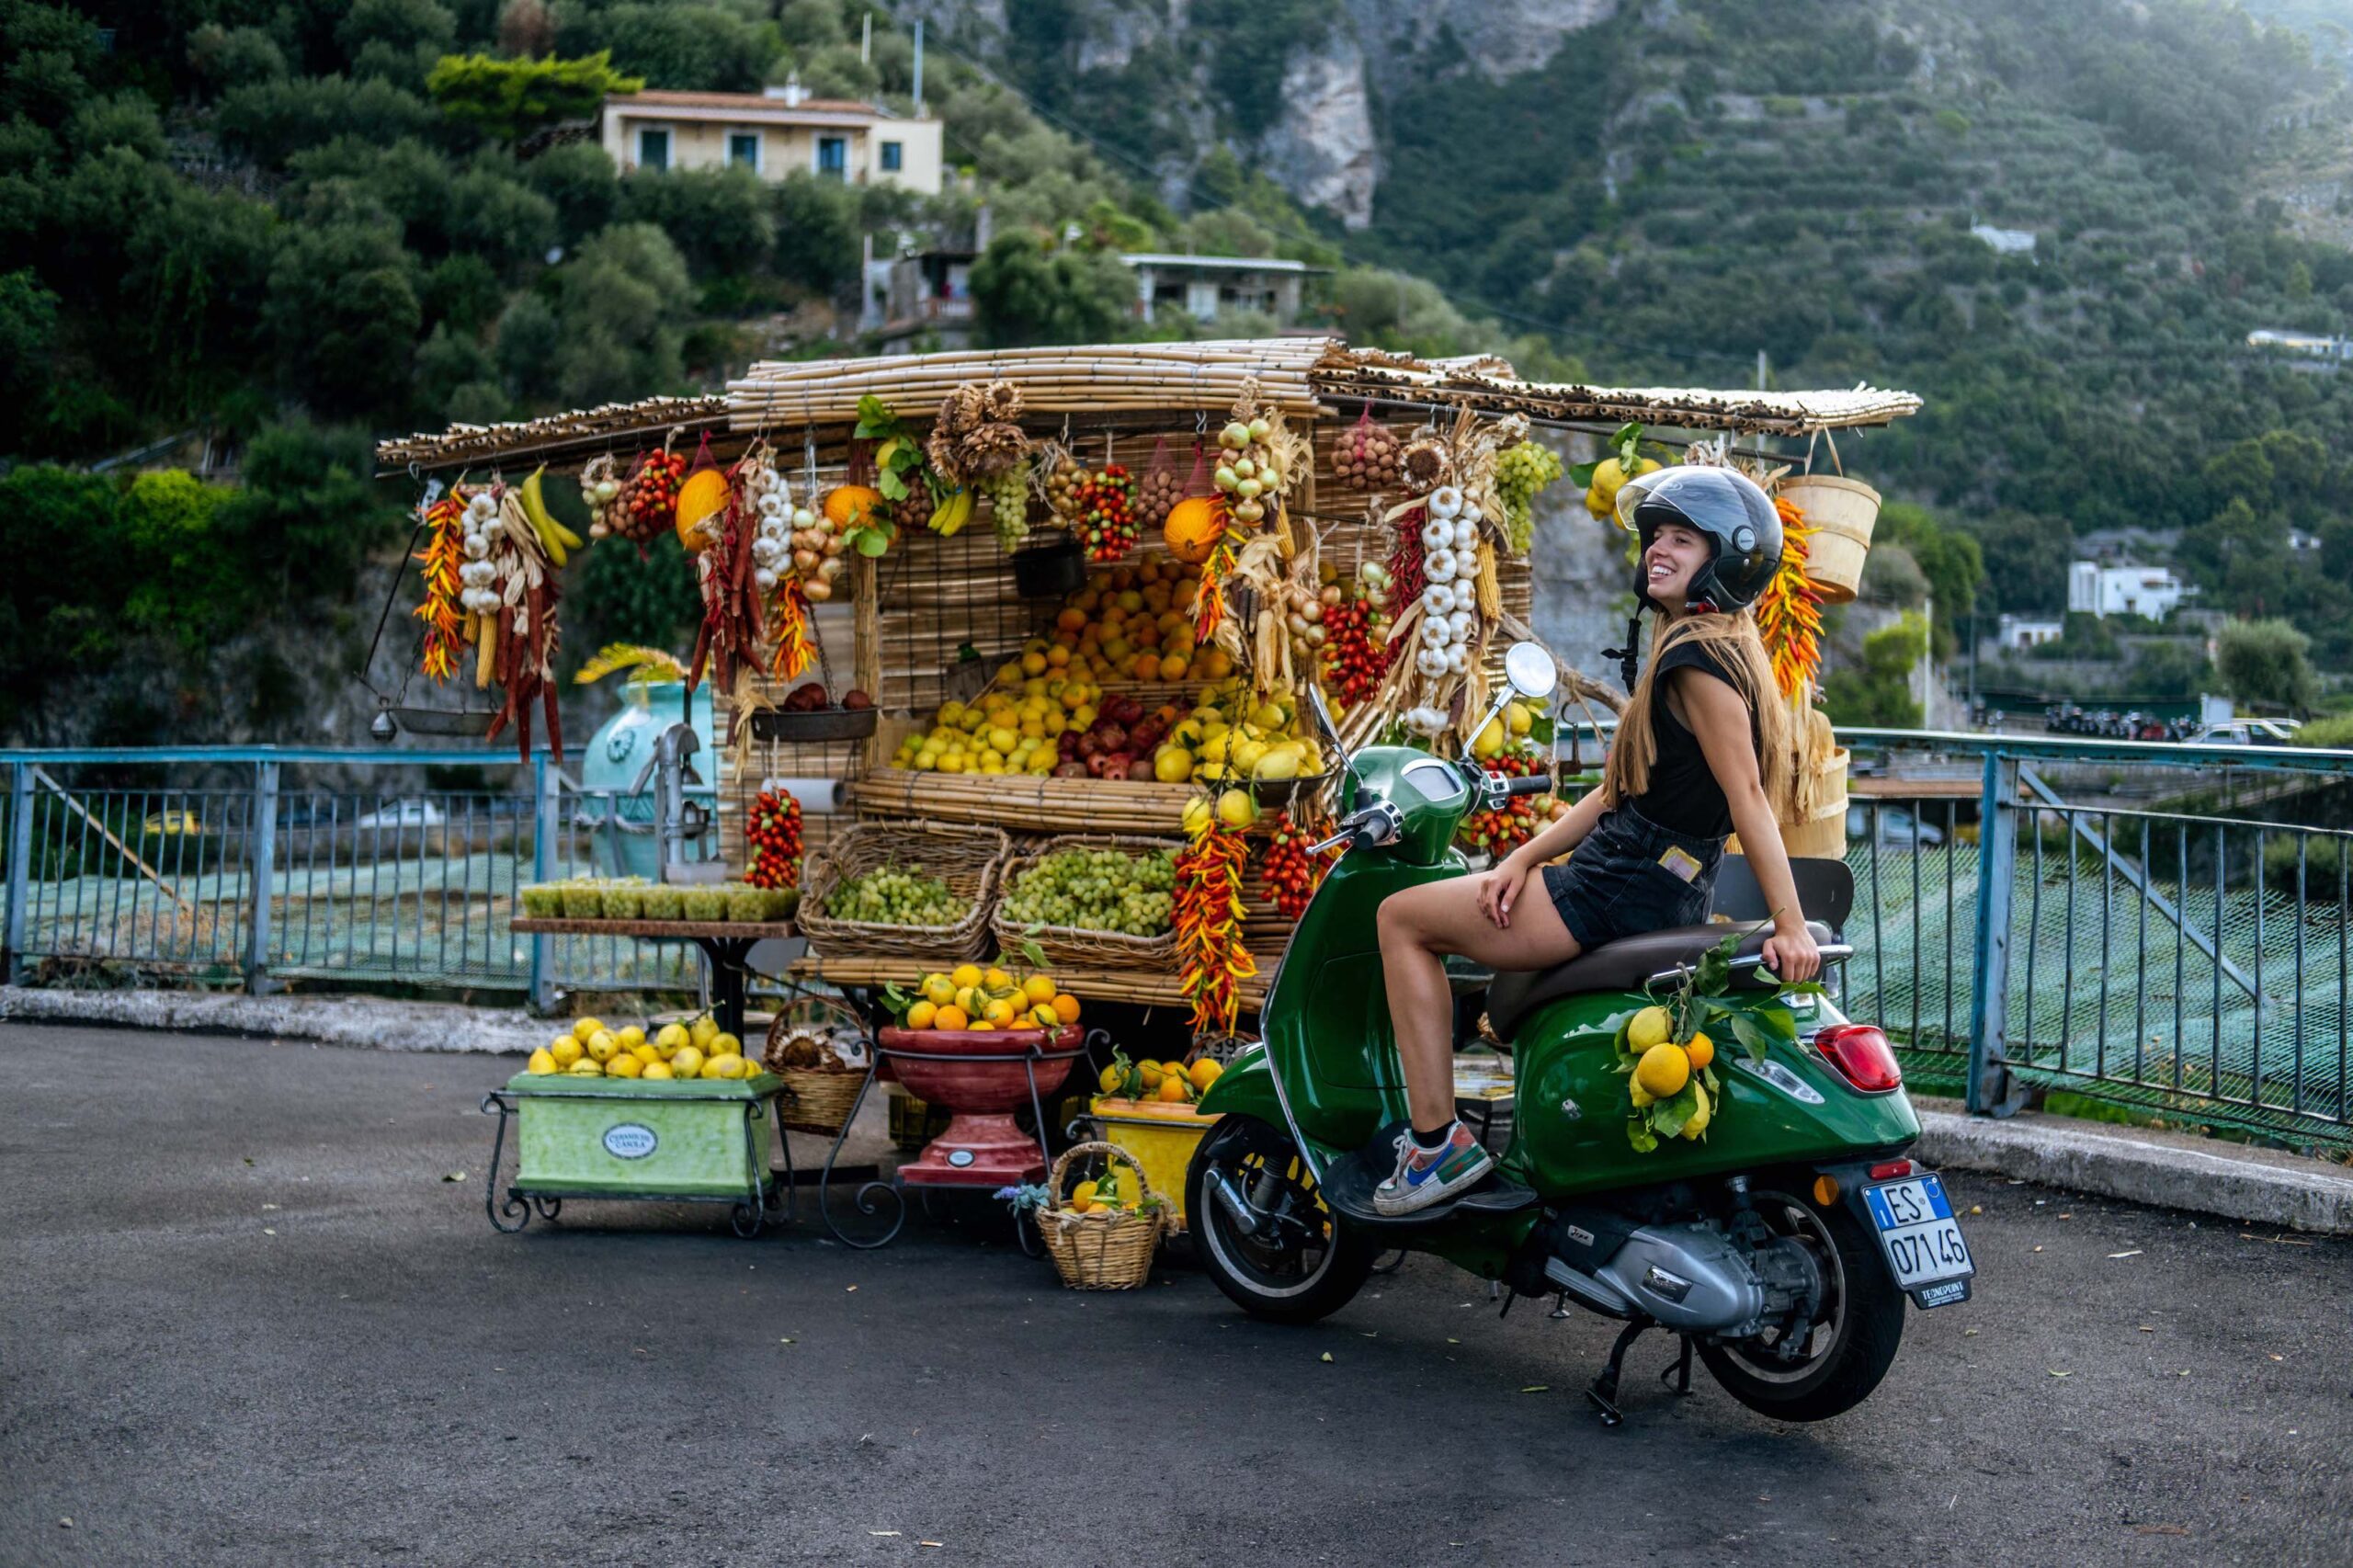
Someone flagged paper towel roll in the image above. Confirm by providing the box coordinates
[761,777,847,813]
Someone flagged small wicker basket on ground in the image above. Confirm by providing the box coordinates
[798,821,1012,963]
[991,834,1180,971]
[1038,1140,1163,1290]
[761,993,872,1136]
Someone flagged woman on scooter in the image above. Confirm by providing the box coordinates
[1373,464,1823,1215]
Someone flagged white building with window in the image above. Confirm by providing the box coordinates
[599,83,942,194]
[2067,560,2191,620]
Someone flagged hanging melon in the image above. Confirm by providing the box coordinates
[1163,495,1226,565]
[674,465,733,553]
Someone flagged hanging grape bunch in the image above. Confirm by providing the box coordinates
[1495,440,1564,552]
[1074,463,1139,562]
[982,460,1033,550]
[1332,410,1403,493]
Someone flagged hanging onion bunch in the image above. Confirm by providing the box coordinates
[1042,447,1087,528]
[1211,381,1305,530]
[578,454,626,540]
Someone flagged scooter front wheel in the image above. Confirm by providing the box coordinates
[1187,1117,1376,1325]
[1697,1186,1906,1423]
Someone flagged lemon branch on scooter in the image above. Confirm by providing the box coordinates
[1608,922,1827,1153]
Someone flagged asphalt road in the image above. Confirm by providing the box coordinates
[2,1023,2347,1568]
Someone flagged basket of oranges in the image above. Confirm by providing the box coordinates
[889,961,1085,1036]
[1038,1140,1164,1290]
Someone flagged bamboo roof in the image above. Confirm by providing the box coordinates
[376,337,1919,472]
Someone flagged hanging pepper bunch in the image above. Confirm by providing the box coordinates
[745,787,804,891]
[1074,463,1139,561]
[1385,510,1427,608]
[1318,591,1391,710]
[687,438,764,698]
[414,493,468,680]
[1193,535,1238,644]
[1458,751,1558,858]
[1756,494,1824,700]
[767,572,815,681]
[1259,813,1336,921]
[1175,813,1256,1036]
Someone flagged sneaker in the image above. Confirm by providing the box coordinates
[1372,1123,1494,1216]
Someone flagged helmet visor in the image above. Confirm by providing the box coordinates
[1614,464,1761,540]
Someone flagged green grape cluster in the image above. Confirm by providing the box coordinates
[983,460,1032,549]
[1495,441,1564,551]
[1003,846,1177,936]
[830,862,970,926]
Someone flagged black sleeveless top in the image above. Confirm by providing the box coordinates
[1630,642,1757,839]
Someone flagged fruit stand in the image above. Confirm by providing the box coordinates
[378,340,1917,1248]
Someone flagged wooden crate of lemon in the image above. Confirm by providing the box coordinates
[492,1014,786,1234]
[1085,1050,1223,1233]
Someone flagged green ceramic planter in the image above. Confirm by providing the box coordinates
[506,1072,781,1199]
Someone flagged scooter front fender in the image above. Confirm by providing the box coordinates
[1196,1041,1286,1126]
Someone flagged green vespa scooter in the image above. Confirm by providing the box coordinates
[1187,643,1974,1424]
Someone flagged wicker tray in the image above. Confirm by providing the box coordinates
[992,834,1181,971]
[747,707,880,742]
[798,821,1012,963]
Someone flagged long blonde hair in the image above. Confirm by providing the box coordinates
[1601,610,1795,820]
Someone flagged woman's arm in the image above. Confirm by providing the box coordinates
[1677,670,1822,983]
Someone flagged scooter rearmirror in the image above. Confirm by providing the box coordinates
[1504,641,1557,701]
[1305,680,1344,757]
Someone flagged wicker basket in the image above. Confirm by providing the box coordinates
[798,821,1012,962]
[992,834,1181,970]
[762,994,872,1136]
[1038,1141,1163,1290]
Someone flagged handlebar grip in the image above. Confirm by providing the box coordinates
[1503,773,1553,797]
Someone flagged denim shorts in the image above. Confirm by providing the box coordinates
[1540,801,1724,950]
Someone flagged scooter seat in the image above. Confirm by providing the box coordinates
[1483,920,1835,1042]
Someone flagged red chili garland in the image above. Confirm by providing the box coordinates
[1176,820,1256,1035]
[745,787,803,890]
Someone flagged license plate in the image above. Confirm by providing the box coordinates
[1863,1174,1975,1304]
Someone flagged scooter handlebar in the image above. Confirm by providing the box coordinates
[1502,773,1552,797]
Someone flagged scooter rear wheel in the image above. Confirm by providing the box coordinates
[1697,1187,1905,1422]
[1187,1118,1376,1324]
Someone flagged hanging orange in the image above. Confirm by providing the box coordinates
[824,484,884,531]
[1163,495,1226,565]
[674,467,732,553]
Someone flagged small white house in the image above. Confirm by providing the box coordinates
[1970,223,2038,256]
[2068,561,2190,621]
[600,83,943,194]
[1995,614,2064,651]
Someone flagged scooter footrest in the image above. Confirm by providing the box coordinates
[1317,1152,1539,1230]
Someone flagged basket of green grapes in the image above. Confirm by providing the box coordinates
[992,836,1180,970]
[796,822,1013,961]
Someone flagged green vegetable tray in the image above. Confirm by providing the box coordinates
[482,1072,789,1237]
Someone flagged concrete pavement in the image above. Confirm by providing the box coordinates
[2,1023,2347,1567]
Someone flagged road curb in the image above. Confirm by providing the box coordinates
[1916,1108,2353,1235]
[0,985,545,1056]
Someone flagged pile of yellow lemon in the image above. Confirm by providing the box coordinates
[1626,1004,1715,1139]
[893,681,1105,777]
[526,1013,753,1081]
[901,963,1083,1032]
[1096,1049,1222,1107]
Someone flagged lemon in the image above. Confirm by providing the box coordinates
[1586,454,1662,521]
[642,1061,674,1081]
[618,1025,646,1050]
[1071,1178,1099,1213]
[709,1031,742,1059]
[1189,1057,1222,1091]
[1628,1006,1672,1051]
[1029,1003,1061,1028]
[705,1052,745,1080]
[653,1023,689,1058]
[1680,1085,1712,1140]
[586,1029,620,1063]
[1634,1042,1691,1099]
[630,1042,660,1065]
[951,963,983,990]
[1097,1064,1123,1095]
[1215,789,1257,830]
[1506,700,1532,736]
[689,1015,720,1050]
[671,1044,705,1078]
[1685,1031,1715,1071]
[527,1048,558,1075]
[1472,717,1506,761]
[608,1052,643,1079]
[1180,797,1213,837]
[567,1057,603,1076]
[922,974,957,1007]
[907,1000,939,1030]
[983,967,1014,993]
[573,1017,605,1043]
[1630,1078,1655,1108]
[1024,974,1058,1006]
[1139,1061,1165,1091]
[550,1037,584,1068]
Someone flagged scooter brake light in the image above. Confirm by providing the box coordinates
[1870,1158,1916,1181]
[1814,1024,1902,1094]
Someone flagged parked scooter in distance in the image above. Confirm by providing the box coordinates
[1188,642,1975,1425]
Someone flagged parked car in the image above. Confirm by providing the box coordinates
[2188,719,2301,746]
[141,810,205,835]
[354,801,445,829]
[1847,805,1945,848]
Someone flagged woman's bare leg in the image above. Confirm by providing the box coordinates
[1378,878,1580,1131]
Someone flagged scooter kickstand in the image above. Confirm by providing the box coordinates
[1660,1334,1695,1397]
[1586,1318,1651,1427]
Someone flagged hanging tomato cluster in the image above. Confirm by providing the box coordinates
[745,787,803,890]
[1074,463,1139,562]
[1458,751,1557,858]
[1318,593,1391,710]
[1259,812,1336,921]
[1176,818,1256,1036]
[621,444,688,542]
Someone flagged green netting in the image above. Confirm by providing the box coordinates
[1844,816,2353,1152]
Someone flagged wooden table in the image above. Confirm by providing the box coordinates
[511,918,800,1040]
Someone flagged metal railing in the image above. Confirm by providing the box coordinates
[0,747,717,1010]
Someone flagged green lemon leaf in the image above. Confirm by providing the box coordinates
[1648,1079,1701,1139]
[1726,1010,1773,1062]
[1627,1119,1658,1153]
[854,527,892,558]
[1567,460,1600,489]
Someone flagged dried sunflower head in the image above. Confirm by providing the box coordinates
[956,421,1029,479]
[1400,437,1451,492]
[982,379,1022,421]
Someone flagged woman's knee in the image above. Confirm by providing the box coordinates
[1376,887,1428,949]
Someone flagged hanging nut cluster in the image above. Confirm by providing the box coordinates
[926,379,1029,487]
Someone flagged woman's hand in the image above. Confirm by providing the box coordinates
[1477,858,1530,928]
[1761,920,1821,983]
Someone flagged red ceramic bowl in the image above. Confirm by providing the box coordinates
[876,1025,1085,1113]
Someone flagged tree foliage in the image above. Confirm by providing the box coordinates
[426,51,643,142]
[2214,617,2318,714]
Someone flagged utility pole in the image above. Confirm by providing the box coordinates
[912,18,925,116]
[1755,348,1768,455]
[861,12,870,64]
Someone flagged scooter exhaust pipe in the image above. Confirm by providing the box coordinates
[1204,1167,1261,1236]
